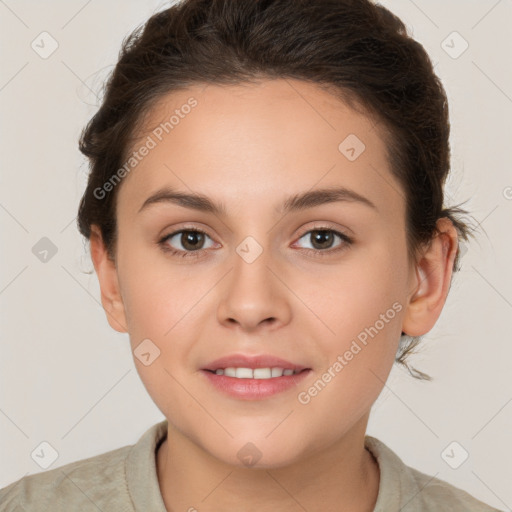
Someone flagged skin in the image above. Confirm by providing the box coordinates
[89,79,458,512]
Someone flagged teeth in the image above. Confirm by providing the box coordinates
[213,367,300,379]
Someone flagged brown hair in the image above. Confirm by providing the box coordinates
[77,0,478,380]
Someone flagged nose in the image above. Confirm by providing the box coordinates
[216,245,292,333]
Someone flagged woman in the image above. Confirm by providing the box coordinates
[0,0,501,510]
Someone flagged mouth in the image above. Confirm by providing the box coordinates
[201,367,313,400]
[201,353,311,377]
[203,367,310,379]
[200,353,312,399]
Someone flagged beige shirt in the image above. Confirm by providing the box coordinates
[0,419,502,511]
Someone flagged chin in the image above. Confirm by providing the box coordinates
[207,437,304,470]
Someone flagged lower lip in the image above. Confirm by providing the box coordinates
[201,369,312,400]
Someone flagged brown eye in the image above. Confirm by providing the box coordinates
[309,230,336,250]
[180,231,206,251]
[159,229,215,256]
[296,229,350,252]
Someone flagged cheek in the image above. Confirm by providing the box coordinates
[294,276,403,439]
[313,241,405,329]
[303,241,406,381]
[117,242,216,360]
[116,246,205,420]
[115,238,173,342]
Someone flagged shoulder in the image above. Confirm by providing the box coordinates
[365,436,503,512]
[0,444,133,512]
[404,463,502,512]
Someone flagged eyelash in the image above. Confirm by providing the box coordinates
[157,225,353,259]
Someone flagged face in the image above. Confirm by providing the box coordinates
[93,79,430,467]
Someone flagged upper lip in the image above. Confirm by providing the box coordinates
[202,354,310,372]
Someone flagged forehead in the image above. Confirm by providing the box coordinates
[116,79,404,221]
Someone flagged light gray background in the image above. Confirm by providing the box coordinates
[0,0,511,509]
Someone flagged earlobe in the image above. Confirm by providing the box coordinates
[89,225,128,333]
[401,218,459,337]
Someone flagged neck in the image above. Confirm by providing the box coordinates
[156,416,380,512]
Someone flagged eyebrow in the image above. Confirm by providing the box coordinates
[137,185,377,216]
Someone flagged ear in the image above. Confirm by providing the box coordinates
[89,225,128,333]
[401,218,459,337]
